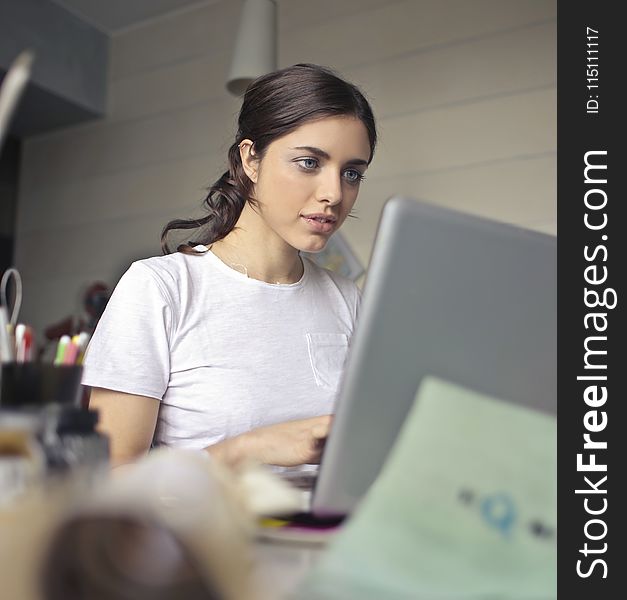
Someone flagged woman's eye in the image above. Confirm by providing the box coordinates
[298,158,318,170]
[344,169,365,184]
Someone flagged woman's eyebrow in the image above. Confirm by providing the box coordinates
[290,146,368,166]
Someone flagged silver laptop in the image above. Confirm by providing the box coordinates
[285,196,556,519]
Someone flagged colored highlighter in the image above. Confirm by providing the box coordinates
[54,335,70,365]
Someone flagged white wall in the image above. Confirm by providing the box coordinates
[14,0,556,337]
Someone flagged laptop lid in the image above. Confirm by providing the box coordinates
[312,196,557,517]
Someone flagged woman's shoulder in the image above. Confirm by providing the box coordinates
[133,251,195,275]
[125,252,186,279]
[119,251,212,296]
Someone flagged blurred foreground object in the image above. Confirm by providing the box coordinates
[0,50,34,152]
[0,411,46,507]
[298,377,557,599]
[0,405,108,508]
[1,448,301,600]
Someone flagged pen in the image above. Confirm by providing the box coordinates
[15,323,25,362]
[54,335,70,366]
[75,332,91,365]
[22,325,34,362]
[0,306,14,363]
[62,341,79,366]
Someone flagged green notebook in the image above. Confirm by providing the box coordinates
[297,376,556,599]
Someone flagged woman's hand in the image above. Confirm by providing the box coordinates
[207,415,332,467]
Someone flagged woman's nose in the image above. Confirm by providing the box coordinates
[316,171,343,205]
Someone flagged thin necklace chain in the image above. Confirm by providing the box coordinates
[211,245,303,284]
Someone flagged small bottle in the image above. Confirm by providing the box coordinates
[38,405,109,477]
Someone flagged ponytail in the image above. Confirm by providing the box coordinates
[160,141,255,254]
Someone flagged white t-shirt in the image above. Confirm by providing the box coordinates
[82,250,360,450]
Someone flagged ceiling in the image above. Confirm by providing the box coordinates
[51,0,222,34]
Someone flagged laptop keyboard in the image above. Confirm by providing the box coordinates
[280,471,317,491]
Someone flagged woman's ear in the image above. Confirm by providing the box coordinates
[239,139,258,184]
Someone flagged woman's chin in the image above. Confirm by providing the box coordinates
[298,238,330,254]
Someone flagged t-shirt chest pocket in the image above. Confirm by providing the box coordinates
[306,333,349,391]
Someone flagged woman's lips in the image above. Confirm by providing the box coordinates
[301,215,336,233]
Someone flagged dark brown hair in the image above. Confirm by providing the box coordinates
[161,63,377,254]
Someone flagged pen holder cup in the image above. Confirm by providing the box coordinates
[0,364,84,409]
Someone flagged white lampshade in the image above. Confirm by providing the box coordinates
[226,0,277,96]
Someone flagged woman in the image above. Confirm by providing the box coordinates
[84,64,377,468]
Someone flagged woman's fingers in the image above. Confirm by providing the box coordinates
[311,422,330,440]
[210,415,335,467]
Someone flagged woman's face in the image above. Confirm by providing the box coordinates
[244,116,371,253]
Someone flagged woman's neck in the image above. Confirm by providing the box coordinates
[210,208,303,284]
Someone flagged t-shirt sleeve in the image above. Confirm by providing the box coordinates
[81,262,174,400]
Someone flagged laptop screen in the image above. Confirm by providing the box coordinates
[314,197,556,516]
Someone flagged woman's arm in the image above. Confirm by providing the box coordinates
[88,387,159,468]
[207,415,332,468]
[90,386,331,468]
